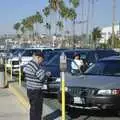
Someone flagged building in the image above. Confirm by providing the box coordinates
[100,25,120,44]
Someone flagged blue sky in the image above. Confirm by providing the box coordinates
[0,0,120,35]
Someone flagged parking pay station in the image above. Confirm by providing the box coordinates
[60,52,67,120]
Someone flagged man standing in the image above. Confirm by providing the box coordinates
[24,51,47,120]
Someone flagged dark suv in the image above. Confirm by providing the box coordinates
[42,49,119,95]
[58,56,120,114]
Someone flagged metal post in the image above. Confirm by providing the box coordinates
[86,0,90,47]
[61,72,65,120]
[90,0,95,48]
[60,52,67,120]
[112,0,116,48]
[119,21,120,38]
[10,63,12,81]
[81,0,84,34]
[73,20,76,49]
[18,62,21,87]
[4,64,7,86]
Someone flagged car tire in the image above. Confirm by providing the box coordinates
[66,105,81,119]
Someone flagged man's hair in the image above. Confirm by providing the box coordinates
[34,51,44,58]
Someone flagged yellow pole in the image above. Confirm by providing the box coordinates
[4,64,7,86]
[11,64,12,81]
[18,63,21,87]
[61,72,65,120]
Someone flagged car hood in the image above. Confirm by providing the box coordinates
[65,74,120,89]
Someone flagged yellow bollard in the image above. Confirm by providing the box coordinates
[4,64,7,87]
[61,72,65,120]
[10,64,12,81]
[60,52,67,120]
[18,63,21,87]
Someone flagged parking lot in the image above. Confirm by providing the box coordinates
[1,48,120,120]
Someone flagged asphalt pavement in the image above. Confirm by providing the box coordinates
[44,97,120,120]
[0,88,28,120]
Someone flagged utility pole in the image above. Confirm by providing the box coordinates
[86,0,90,47]
[73,21,75,48]
[90,0,95,48]
[112,0,116,48]
[73,20,87,48]
[81,0,84,34]
[118,21,120,37]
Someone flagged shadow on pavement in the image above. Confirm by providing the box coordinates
[43,109,61,120]
[66,107,119,119]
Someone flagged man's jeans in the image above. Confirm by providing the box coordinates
[27,89,43,120]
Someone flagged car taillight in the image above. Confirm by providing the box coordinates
[112,89,120,95]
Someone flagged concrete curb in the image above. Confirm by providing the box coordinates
[8,83,29,110]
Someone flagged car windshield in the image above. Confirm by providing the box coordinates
[84,60,120,76]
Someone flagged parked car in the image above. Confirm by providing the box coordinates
[58,55,120,115]
[7,48,54,74]
[42,49,119,95]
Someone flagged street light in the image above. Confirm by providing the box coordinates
[112,0,116,48]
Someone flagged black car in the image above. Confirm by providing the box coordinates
[42,49,119,95]
[58,56,120,114]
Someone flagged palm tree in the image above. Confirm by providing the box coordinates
[92,27,102,48]
[86,0,91,46]
[69,0,80,48]
[69,0,80,8]
[49,0,61,11]
[44,23,51,36]
[43,0,78,47]
[90,0,98,46]
[33,12,43,36]
[56,21,64,33]
[22,12,43,40]
[13,22,21,36]
[108,35,120,48]
[43,7,51,35]
[21,17,33,43]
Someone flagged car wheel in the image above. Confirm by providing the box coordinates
[66,105,81,119]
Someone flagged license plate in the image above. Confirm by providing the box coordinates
[74,97,83,104]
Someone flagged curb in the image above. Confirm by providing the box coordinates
[8,83,29,110]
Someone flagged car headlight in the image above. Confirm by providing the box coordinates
[97,90,112,95]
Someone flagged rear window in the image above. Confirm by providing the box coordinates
[22,50,41,56]
[85,60,120,76]
[96,50,119,59]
